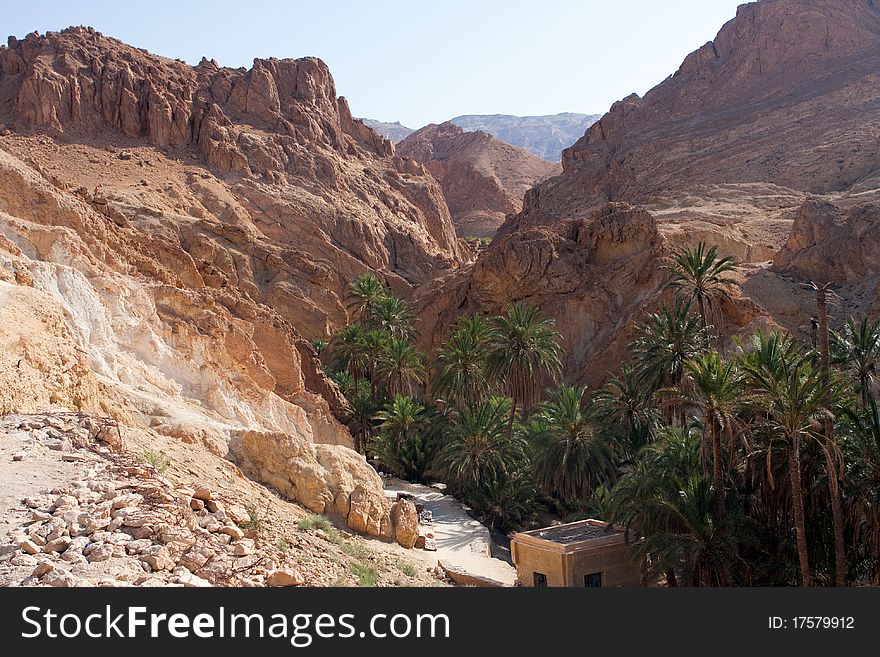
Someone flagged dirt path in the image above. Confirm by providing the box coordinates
[382,477,517,586]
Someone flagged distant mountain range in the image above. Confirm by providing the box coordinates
[360,112,600,161]
[360,119,415,143]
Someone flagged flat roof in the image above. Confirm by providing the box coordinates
[521,519,622,545]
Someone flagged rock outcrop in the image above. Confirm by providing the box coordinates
[398,122,559,238]
[0,27,468,553]
[419,203,765,387]
[500,0,880,261]
[423,0,880,387]
[360,119,415,143]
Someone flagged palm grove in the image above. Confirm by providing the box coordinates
[317,244,880,586]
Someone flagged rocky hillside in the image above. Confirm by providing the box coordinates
[0,26,468,575]
[360,118,414,143]
[398,122,560,238]
[450,113,600,161]
[425,0,880,385]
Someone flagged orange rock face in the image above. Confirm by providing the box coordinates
[424,0,880,385]
[398,122,559,238]
[0,28,467,510]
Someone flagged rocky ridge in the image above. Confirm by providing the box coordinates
[0,26,469,575]
[398,122,560,238]
[424,0,878,383]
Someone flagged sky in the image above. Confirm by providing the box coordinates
[4,0,745,128]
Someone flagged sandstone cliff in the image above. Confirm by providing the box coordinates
[0,27,466,541]
[425,0,878,385]
[398,122,560,238]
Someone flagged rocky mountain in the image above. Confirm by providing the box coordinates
[424,0,880,385]
[359,118,414,143]
[398,122,560,238]
[0,27,467,555]
[450,113,600,161]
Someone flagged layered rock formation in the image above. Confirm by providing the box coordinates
[398,122,560,237]
[425,0,878,384]
[0,27,468,544]
[503,0,880,261]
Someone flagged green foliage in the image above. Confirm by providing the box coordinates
[369,396,434,480]
[397,562,418,577]
[297,515,335,534]
[432,314,493,408]
[347,273,386,324]
[376,338,427,397]
[240,502,263,534]
[435,396,524,494]
[326,263,880,585]
[528,384,617,508]
[143,449,171,473]
[350,562,379,587]
[666,241,737,339]
[485,302,563,416]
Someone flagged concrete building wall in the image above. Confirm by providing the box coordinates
[511,531,643,587]
[568,543,642,587]
[511,542,565,587]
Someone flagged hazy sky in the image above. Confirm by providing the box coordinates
[5,0,745,127]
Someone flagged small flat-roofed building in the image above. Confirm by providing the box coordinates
[510,519,642,587]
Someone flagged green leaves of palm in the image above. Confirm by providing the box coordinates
[435,396,526,495]
[635,297,704,391]
[370,395,432,480]
[684,351,743,518]
[593,364,660,459]
[371,295,416,340]
[432,314,492,408]
[373,395,428,444]
[377,338,427,397]
[666,242,737,337]
[831,317,880,410]
[347,273,385,323]
[529,385,617,507]
[485,302,562,426]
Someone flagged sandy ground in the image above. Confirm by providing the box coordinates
[382,477,517,586]
[0,423,96,538]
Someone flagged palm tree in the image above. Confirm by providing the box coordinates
[666,242,737,340]
[361,329,390,400]
[832,317,880,438]
[634,297,704,423]
[330,324,368,387]
[373,395,427,445]
[371,294,416,340]
[634,476,746,586]
[610,426,702,587]
[370,395,431,479]
[345,388,376,454]
[310,338,328,359]
[435,396,527,496]
[432,314,493,408]
[485,302,563,438]
[347,273,385,324]
[684,351,743,521]
[812,283,846,587]
[593,364,660,461]
[376,338,427,398]
[743,352,838,587]
[528,384,617,507]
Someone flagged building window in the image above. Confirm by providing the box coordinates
[584,572,602,587]
[533,572,547,587]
